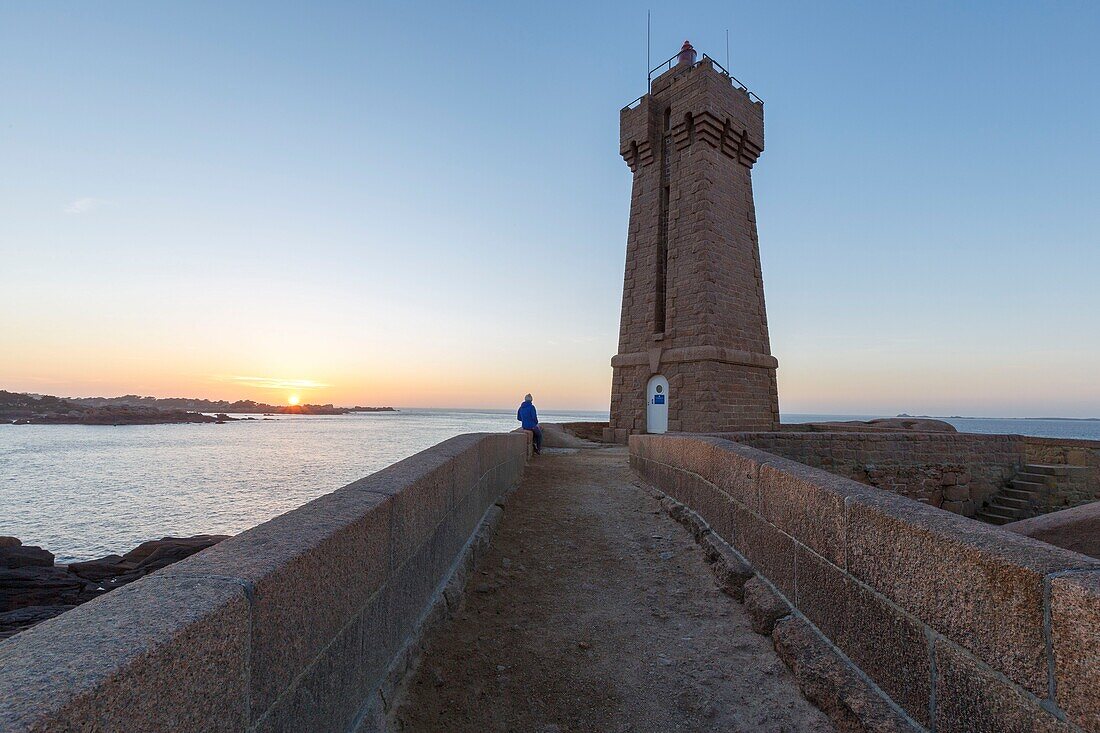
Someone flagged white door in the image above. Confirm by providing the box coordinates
[646,375,669,434]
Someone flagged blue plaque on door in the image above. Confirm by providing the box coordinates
[654,394,665,405]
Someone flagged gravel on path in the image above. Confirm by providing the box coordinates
[393,446,833,733]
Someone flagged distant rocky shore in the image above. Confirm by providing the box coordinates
[70,395,396,415]
[0,534,228,640]
[1,390,398,425]
[0,391,234,425]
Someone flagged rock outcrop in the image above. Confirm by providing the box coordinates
[1002,501,1100,558]
[0,535,228,640]
[787,417,958,433]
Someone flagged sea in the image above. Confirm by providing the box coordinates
[2,409,1098,563]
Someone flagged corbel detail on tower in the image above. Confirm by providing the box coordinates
[620,139,655,171]
[668,110,762,168]
[671,114,693,150]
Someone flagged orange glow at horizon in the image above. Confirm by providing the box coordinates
[287,394,300,406]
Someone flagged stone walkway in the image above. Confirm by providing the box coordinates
[392,446,832,732]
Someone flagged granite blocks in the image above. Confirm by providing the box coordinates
[0,575,250,731]
[0,431,528,732]
[847,492,1098,697]
[722,430,1027,517]
[631,433,1099,732]
[1051,571,1100,730]
[933,638,1077,733]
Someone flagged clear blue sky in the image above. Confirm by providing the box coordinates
[2,1,1098,416]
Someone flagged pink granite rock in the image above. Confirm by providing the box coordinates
[1003,501,1100,559]
[743,576,790,635]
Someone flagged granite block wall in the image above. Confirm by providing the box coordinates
[718,431,1025,517]
[716,431,1100,516]
[0,432,529,733]
[630,434,1100,732]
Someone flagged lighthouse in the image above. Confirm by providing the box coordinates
[606,43,780,441]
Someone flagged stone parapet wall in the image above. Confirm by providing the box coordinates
[1024,436,1100,466]
[0,432,529,733]
[719,431,1025,517]
[630,434,1100,732]
[557,421,610,443]
[719,431,1100,515]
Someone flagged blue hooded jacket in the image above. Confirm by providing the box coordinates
[517,401,538,429]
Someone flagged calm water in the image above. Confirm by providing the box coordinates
[4,409,1098,563]
[0,408,605,562]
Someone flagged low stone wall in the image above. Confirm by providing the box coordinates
[719,431,1024,517]
[631,434,1100,732]
[557,421,609,443]
[723,431,1100,515]
[0,432,529,733]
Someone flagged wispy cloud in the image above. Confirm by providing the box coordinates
[63,197,110,215]
[221,376,331,391]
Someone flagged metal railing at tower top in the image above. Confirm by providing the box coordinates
[624,51,763,110]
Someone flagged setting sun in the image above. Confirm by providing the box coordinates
[287,394,300,406]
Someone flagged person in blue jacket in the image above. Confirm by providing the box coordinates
[517,393,542,454]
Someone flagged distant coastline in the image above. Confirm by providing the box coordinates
[70,395,396,415]
[1,391,397,425]
[897,413,1100,422]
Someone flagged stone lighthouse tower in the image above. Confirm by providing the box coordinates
[606,42,780,442]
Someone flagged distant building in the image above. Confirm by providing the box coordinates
[607,42,780,441]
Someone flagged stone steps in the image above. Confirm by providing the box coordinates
[987,501,1027,519]
[1025,463,1091,477]
[1014,471,1055,486]
[976,509,1019,525]
[996,496,1032,510]
[976,462,1090,526]
[977,470,1044,525]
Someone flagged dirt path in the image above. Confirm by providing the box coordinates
[393,447,833,733]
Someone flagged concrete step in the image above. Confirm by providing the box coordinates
[1025,463,1092,477]
[1003,487,1039,501]
[977,511,1015,525]
[1011,479,1047,493]
[1025,464,1067,476]
[996,496,1032,510]
[988,501,1027,518]
[1014,472,1055,486]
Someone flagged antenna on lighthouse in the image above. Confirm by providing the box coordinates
[647,11,651,84]
[726,28,730,73]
